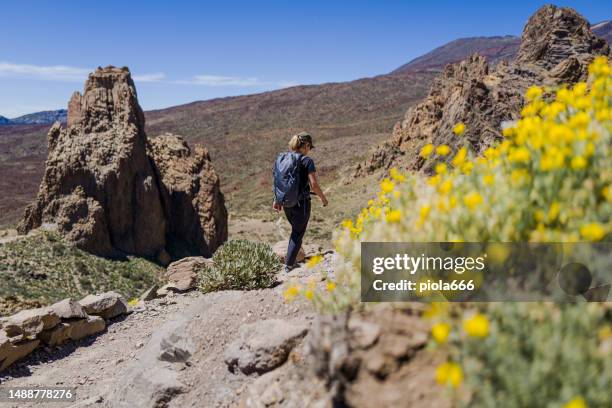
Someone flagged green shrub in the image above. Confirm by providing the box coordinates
[0,231,163,315]
[198,239,281,293]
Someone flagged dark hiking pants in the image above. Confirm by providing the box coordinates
[284,199,311,266]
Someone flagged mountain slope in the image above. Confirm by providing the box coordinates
[10,109,67,125]
[393,35,520,73]
[0,71,436,231]
[394,20,611,73]
[0,110,67,126]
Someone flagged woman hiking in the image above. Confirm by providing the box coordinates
[273,132,328,273]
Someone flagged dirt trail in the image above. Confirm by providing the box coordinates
[0,260,330,408]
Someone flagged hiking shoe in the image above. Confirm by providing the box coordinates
[284,264,297,273]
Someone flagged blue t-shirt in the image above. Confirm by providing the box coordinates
[299,155,316,199]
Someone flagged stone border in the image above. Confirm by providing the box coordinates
[0,292,129,373]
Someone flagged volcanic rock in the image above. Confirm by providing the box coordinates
[3,307,60,338]
[0,331,39,372]
[356,5,610,176]
[79,291,128,320]
[17,66,227,261]
[50,298,87,320]
[164,256,211,292]
[224,319,308,375]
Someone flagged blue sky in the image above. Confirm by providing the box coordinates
[1,0,610,117]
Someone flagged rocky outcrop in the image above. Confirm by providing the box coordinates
[356,5,610,176]
[17,66,227,262]
[148,133,228,257]
[239,306,442,408]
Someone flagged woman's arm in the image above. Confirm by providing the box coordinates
[308,172,328,206]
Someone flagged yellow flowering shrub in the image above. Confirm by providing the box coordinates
[311,57,612,406]
[327,56,611,310]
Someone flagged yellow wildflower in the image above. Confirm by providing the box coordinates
[603,186,612,202]
[482,174,494,186]
[461,162,474,175]
[453,122,466,136]
[431,322,451,344]
[463,192,483,210]
[419,205,431,220]
[451,147,467,167]
[570,155,587,170]
[341,219,353,229]
[563,397,587,408]
[380,178,395,193]
[389,167,406,182]
[548,202,561,223]
[283,285,300,302]
[326,281,336,292]
[572,82,587,97]
[304,289,314,300]
[306,254,323,268]
[435,163,447,175]
[420,143,435,158]
[580,223,606,241]
[386,210,401,223]
[525,85,543,101]
[463,313,490,338]
[435,362,463,388]
[508,147,531,163]
[438,180,452,195]
[436,144,451,156]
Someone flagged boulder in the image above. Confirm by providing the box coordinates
[3,307,60,338]
[50,298,87,320]
[67,316,106,341]
[18,67,227,261]
[272,241,305,264]
[79,291,128,319]
[164,256,211,292]
[224,319,309,375]
[0,331,40,372]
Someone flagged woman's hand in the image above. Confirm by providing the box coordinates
[272,201,283,212]
[308,172,328,207]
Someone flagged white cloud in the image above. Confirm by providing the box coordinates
[0,61,300,90]
[173,75,301,88]
[132,72,166,82]
[0,61,166,84]
[0,62,90,81]
[179,75,262,87]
